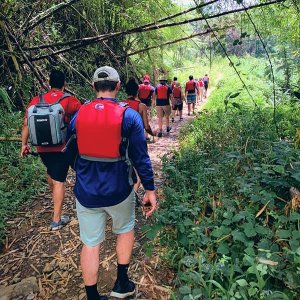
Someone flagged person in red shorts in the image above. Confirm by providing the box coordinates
[21,70,81,231]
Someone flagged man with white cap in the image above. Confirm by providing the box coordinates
[69,66,157,299]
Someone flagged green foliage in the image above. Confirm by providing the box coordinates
[143,57,300,298]
[0,107,46,244]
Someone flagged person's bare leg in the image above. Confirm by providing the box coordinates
[116,230,134,264]
[158,116,163,133]
[81,244,101,285]
[188,103,191,115]
[179,109,183,119]
[52,179,65,223]
[166,115,170,129]
[47,175,53,190]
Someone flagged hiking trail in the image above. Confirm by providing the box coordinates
[0,86,217,300]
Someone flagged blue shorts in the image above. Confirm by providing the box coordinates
[187,94,196,104]
[76,190,135,246]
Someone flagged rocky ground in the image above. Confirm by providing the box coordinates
[0,96,208,300]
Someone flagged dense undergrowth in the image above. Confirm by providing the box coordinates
[144,58,300,299]
[0,93,46,245]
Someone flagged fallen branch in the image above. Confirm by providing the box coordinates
[124,29,214,57]
[27,0,284,61]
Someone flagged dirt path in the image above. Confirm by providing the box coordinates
[0,91,212,300]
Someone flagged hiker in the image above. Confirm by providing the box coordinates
[155,77,173,137]
[171,82,185,122]
[171,76,178,89]
[197,77,204,102]
[185,75,198,115]
[124,78,157,193]
[124,78,156,138]
[203,74,209,98]
[69,66,157,300]
[138,75,155,140]
[21,70,81,231]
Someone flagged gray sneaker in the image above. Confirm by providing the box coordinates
[49,215,70,231]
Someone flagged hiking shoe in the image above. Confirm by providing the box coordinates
[157,131,162,137]
[188,112,190,116]
[171,118,174,123]
[99,296,108,300]
[180,118,183,121]
[166,126,172,133]
[110,280,135,299]
[49,215,70,231]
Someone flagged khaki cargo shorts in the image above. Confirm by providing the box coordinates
[156,105,171,118]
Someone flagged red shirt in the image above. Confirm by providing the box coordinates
[26,90,81,152]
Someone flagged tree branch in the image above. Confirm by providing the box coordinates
[28,0,285,62]
[24,0,218,52]
[124,29,217,58]
[23,0,80,35]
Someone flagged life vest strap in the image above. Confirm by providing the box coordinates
[80,155,126,162]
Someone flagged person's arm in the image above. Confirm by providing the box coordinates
[153,87,157,107]
[151,87,155,108]
[126,110,157,218]
[169,86,174,104]
[21,117,31,157]
[139,104,156,136]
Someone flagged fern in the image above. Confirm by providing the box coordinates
[0,87,13,112]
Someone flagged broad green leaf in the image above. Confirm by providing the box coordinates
[217,243,230,255]
[277,229,291,239]
[179,286,191,295]
[236,279,248,287]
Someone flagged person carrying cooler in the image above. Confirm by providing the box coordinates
[185,75,198,115]
[155,77,173,137]
[69,66,157,300]
[171,82,185,122]
[21,70,81,231]
[203,74,209,98]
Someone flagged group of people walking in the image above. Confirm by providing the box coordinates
[132,73,209,138]
[20,66,209,299]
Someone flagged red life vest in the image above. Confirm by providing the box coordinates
[156,85,169,100]
[138,84,152,100]
[186,80,196,92]
[76,99,128,161]
[171,81,177,89]
[198,80,204,87]
[123,97,140,112]
[173,87,181,98]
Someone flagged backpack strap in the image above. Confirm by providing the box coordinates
[33,94,48,113]
[53,93,71,105]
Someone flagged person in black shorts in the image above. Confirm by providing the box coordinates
[171,82,185,122]
[21,70,81,231]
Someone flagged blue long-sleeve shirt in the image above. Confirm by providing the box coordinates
[69,98,155,208]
